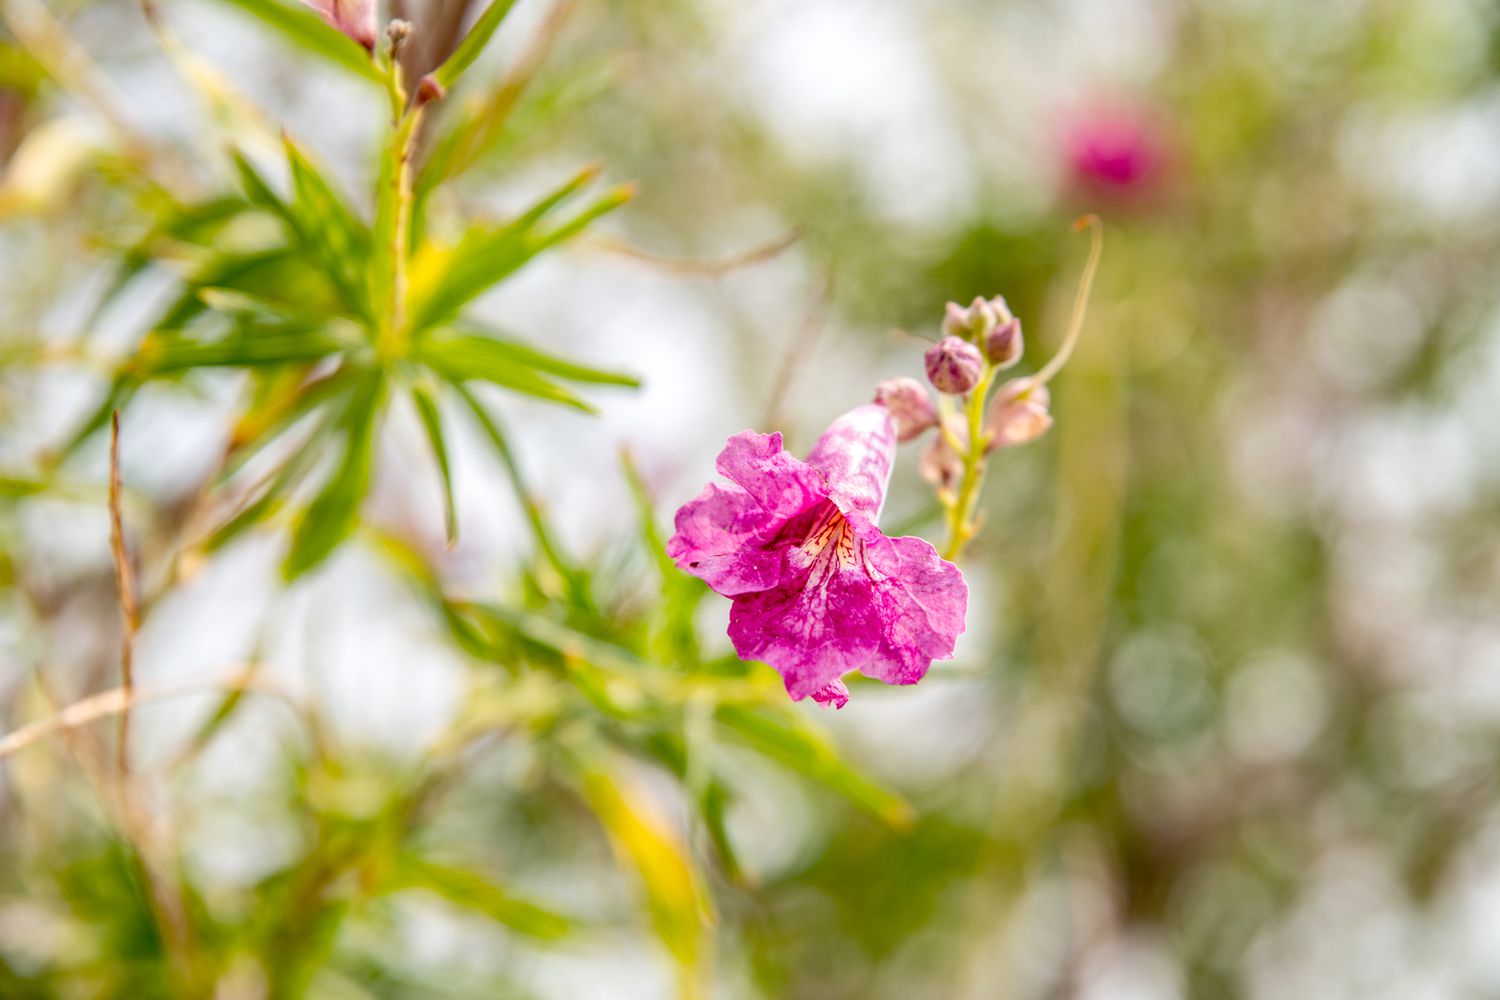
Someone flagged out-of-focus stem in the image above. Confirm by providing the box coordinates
[942,363,995,562]
[1034,215,1102,386]
[391,110,419,336]
[0,669,295,762]
[108,413,137,777]
[378,58,423,360]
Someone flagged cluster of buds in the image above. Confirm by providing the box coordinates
[875,295,1054,500]
[942,295,1024,369]
[867,216,1101,560]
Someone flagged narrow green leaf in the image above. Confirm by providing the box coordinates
[282,372,385,580]
[156,247,301,331]
[409,383,457,546]
[441,326,639,387]
[231,148,284,213]
[196,287,310,322]
[207,411,335,553]
[466,602,644,677]
[531,183,634,252]
[428,0,520,92]
[632,730,742,884]
[419,57,613,194]
[283,138,374,324]
[716,704,914,828]
[129,325,343,374]
[87,196,249,328]
[218,368,350,485]
[450,385,592,610]
[623,449,702,671]
[389,856,571,940]
[0,476,49,498]
[54,378,135,458]
[416,334,594,412]
[232,147,372,324]
[208,0,382,83]
[407,166,604,333]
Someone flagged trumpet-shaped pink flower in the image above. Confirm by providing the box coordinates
[667,405,967,707]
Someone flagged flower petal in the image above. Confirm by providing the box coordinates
[666,483,786,596]
[858,533,968,685]
[716,430,826,522]
[810,678,850,708]
[804,404,896,522]
[726,554,883,701]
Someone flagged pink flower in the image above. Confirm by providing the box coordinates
[1063,103,1167,198]
[304,0,377,50]
[667,405,967,707]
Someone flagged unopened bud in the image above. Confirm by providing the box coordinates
[941,301,974,340]
[925,336,984,395]
[386,17,412,52]
[942,294,1013,342]
[985,378,1052,449]
[984,316,1023,368]
[873,377,938,442]
[415,74,446,105]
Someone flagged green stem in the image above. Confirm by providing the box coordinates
[377,108,421,358]
[942,364,995,562]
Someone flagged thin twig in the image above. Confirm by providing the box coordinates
[108,412,138,777]
[583,228,802,278]
[0,669,294,763]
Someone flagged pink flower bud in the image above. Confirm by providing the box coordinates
[984,317,1023,368]
[925,336,984,395]
[985,378,1052,449]
[873,376,938,442]
[941,301,974,340]
[416,74,446,105]
[943,294,1010,338]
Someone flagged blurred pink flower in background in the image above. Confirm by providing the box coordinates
[1062,101,1171,201]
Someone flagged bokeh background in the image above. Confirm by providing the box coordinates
[3,0,1500,997]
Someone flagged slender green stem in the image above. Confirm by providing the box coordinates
[941,363,995,562]
[376,102,423,361]
[391,110,420,336]
[1034,215,1103,386]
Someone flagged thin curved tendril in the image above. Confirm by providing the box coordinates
[1035,214,1103,386]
